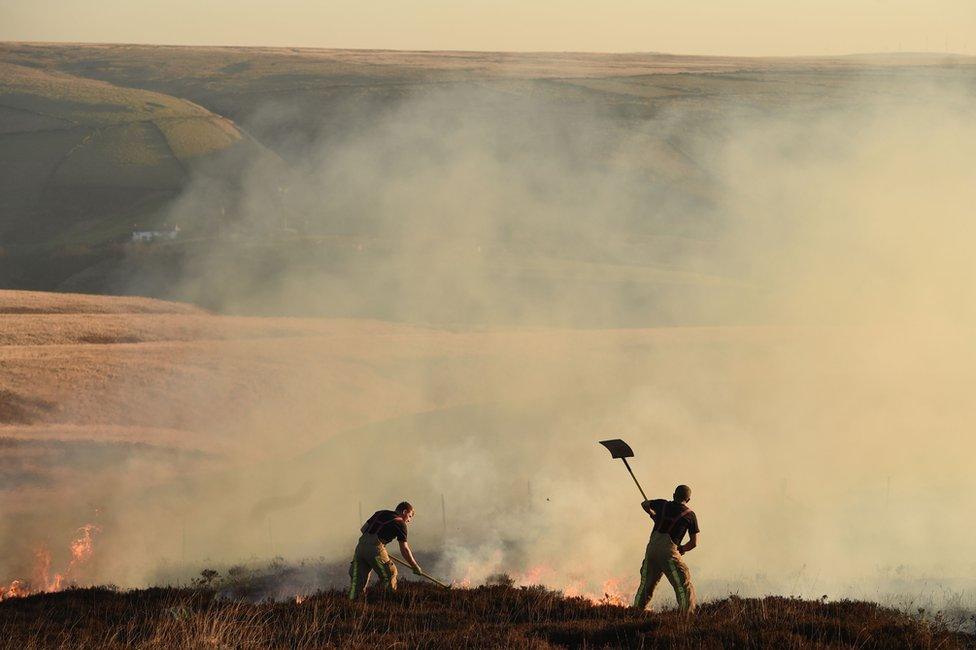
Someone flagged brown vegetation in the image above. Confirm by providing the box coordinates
[0,290,446,455]
[0,289,803,463]
[4,42,971,86]
[0,583,971,649]
[2,289,974,618]
[0,390,54,425]
[0,290,203,315]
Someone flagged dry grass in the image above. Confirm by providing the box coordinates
[156,117,242,160]
[49,123,185,189]
[3,290,970,614]
[0,61,195,125]
[0,288,850,462]
[4,43,973,86]
[0,583,971,649]
[0,291,787,448]
[0,290,440,445]
[0,289,203,315]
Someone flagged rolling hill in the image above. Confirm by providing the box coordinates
[3,287,974,603]
[0,58,277,293]
[2,44,973,323]
[1,44,974,632]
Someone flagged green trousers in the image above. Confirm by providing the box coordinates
[348,533,398,600]
[633,531,696,613]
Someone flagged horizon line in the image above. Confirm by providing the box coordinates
[3,39,975,61]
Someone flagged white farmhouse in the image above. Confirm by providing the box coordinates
[131,225,180,242]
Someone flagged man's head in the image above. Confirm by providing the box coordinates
[395,501,415,524]
[674,485,692,503]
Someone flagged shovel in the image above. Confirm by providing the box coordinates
[390,555,451,589]
[599,438,648,501]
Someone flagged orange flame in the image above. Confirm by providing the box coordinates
[561,580,585,598]
[444,559,637,606]
[3,580,31,599]
[597,578,629,606]
[0,524,101,601]
[510,564,635,606]
[69,524,99,564]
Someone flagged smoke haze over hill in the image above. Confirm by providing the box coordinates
[2,53,975,615]
[152,74,976,594]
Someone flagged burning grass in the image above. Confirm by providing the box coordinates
[0,290,203,315]
[0,582,972,649]
[1,524,101,600]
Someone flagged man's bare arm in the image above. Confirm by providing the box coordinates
[398,540,422,573]
[641,500,657,518]
[678,532,698,555]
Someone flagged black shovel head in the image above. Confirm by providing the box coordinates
[599,439,634,459]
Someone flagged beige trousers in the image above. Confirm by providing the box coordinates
[347,533,398,600]
[633,531,696,613]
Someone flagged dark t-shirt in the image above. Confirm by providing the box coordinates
[647,499,699,545]
[361,510,408,544]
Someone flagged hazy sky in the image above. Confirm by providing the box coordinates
[1,0,974,56]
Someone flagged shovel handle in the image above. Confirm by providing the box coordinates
[390,555,450,589]
[621,457,649,501]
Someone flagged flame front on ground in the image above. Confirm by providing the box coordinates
[0,524,101,600]
[69,524,99,564]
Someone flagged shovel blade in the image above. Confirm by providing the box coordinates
[599,438,634,459]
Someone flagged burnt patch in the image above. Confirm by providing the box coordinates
[76,334,143,344]
[0,437,213,491]
[0,390,55,424]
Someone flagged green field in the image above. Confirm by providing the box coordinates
[0,58,262,253]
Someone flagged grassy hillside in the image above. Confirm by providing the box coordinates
[5,43,971,153]
[5,288,973,593]
[0,289,828,583]
[2,44,973,320]
[0,287,782,487]
[0,289,443,451]
[0,59,271,274]
[0,583,971,649]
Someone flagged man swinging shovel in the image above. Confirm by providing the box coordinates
[599,439,699,614]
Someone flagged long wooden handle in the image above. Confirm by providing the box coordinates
[621,457,648,501]
[390,555,450,589]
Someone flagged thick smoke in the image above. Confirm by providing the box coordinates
[4,70,976,613]
[160,84,733,326]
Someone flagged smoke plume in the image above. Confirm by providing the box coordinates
[4,69,975,612]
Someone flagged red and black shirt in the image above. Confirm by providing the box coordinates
[645,499,699,545]
[361,510,408,544]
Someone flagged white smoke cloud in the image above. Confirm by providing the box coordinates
[4,70,976,615]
